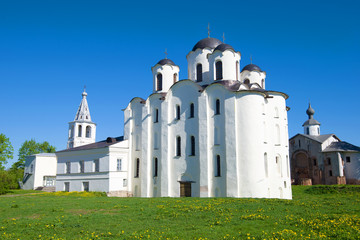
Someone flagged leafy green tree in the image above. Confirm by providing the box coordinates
[0,134,13,170]
[12,139,56,169]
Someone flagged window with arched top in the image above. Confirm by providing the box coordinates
[189,103,194,118]
[173,73,177,84]
[190,136,195,156]
[215,155,221,177]
[176,105,180,120]
[264,153,268,178]
[215,61,223,80]
[244,79,250,84]
[261,79,265,88]
[78,125,82,137]
[154,108,159,123]
[236,61,239,80]
[156,73,162,91]
[85,126,91,138]
[176,136,181,157]
[215,99,220,115]
[135,158,140,178]
[196,64,203,82]
[154,158,158,177]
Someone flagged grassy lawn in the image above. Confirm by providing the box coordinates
[0,186,359,239]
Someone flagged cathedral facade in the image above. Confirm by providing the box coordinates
[56,37,292,199]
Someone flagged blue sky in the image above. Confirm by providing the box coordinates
[1,0,359,169]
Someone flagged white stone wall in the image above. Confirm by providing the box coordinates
[240,70,266,88]
[208,50,241,81]
[186,48,214,85]
[152,64,180,93]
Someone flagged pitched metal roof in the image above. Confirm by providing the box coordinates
[57,136,124,153]
[302,118,321,126]
[322,141,360,152]
[192,38,222,52]
[290,133,338,143]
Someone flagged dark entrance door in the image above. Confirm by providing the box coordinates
[180,182,191,197]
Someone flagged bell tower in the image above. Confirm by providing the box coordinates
[302,103,320,136]
[67,88,96,148]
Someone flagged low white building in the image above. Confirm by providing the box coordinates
[290,104,360,185]
[23,153,57,190]
[56,35,292,199]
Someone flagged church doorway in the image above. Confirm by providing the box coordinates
[180,182,191,197]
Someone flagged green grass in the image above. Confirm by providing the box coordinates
[2,189,43,195]
[0,186,359,239]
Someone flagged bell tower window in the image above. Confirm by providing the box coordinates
[156,73,163,91]
[173,73,177,83]
[86,126,91,138]
[216,61,223,80]
[78,125,82,137]
[196,64,203,82]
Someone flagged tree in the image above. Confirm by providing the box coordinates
[0,134,13,170]
[12,139,56,169]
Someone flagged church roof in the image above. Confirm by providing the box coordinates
[156,58,176,66]
[290,133,339,144]
[74,90,92,122]
[323,141,360,153]
[302,118,321,126]
[214,43,234,52]
[302,103,320,126]
[241,64,263,72]
[58,136,124,152]
[192,37,222,51]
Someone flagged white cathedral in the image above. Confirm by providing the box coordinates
[54,36,292,199]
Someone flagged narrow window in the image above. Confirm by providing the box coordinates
[135,158,140,178]
[313,159,317,166]
[176,105,180,120]
[154,108,159,123]
[346,156,351,163]
[244,79,250,84]
[236,61,239,80]
[215,99,220,115]
[264,153,268,178]
[176,136,181,157]
[215,155,221,177]
[275,124,281,145]
[189,103,194,118]
[80,160,84,173]
[65,162,71,174]
[156,73,162,91]
[83,182,89,192]
[94,159,99,172]
[86,126,91,138]
[154,158,158,177]
[30,164,34,173]
[173,73,177,83]
[215,61,223,80]
[190,136,195,156]
[196,64,203,82]
[317,128,320,134]
[306,127,310,135]
[78,125,82,137]
[327,158,331,165]
[123,179,127,187]
[329,170,333,176]
[117,159,122,171]
[261,79,265,88]
[298,140,301,148]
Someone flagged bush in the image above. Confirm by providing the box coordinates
[305,185,360,194]
[0,169,24,195]
[0,170,11,195]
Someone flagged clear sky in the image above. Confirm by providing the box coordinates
[1,0,359,169]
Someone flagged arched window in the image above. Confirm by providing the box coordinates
[306,127,310,135]
[215,155,221,177]
[154,158,158,177]
[264,153,268,178]
[173,73,177,83]
[135,158,140,178]
[85,126,91,138]
[215,99,220,115]
[275,124,280,145]
[196,64,203,82]
[78,125,82,137]
[176,105,180,120]
[156,73,162,91]
[190,136,195,156]
[244,79,250,84]
[276,155,282,176]
[176,136,181,157]
[215,61,223,80]
[189,103,194,118]
[236,61,239,80]
[261,79,265,88]
[154,108,159,123]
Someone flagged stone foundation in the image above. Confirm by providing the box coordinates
[107,191,133,197]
